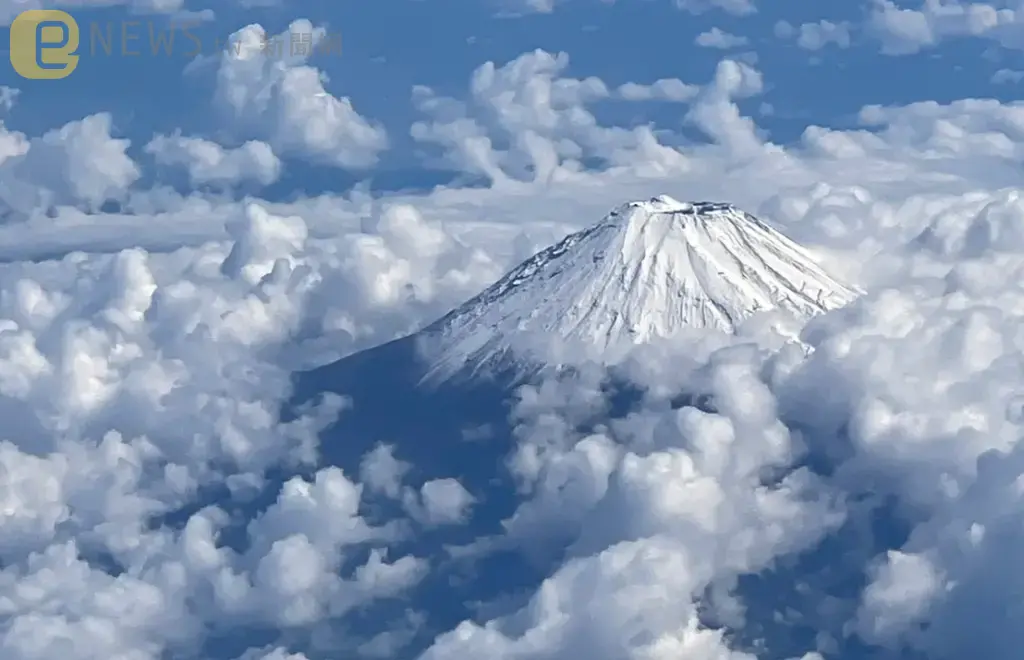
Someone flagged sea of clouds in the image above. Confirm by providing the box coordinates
[1,6,1024,660]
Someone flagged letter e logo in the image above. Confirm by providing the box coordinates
[10,10,80,80]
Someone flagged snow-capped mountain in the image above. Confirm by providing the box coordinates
[418,195,860,383]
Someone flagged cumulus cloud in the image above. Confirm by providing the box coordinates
[0,113,139,216]
[145,134,282,188]
[0,196,481,658]
[498,0,754,15]
[208,20,387,169]
[867,0,1024,54]
[405,478,475,526]
[775,19,853,51]
[992,68,1024,84]
[4,19,1024,660]
[397,46,1024,660]
[0,0,180,25]
[674,0,755,16]
[695,27,750,49]
[410,50,768,186]
[0,0,234,25]
[616,78,700,102]
[0,86,18,112]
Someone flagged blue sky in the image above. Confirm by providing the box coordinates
[5,0,1022,182]
[1,1,1024,659]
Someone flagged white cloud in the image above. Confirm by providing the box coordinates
[406,478,475,526]
[0,0,183,25]
[0,195,466,657]
[776,19,853,51]
[237,649,311,660]
[867,0,1024,55]
[209,20,387,169]
[396,48,1024,660]
[674,0,755,15]
[695,27,750,49]
[4,31,1024,660]
[244,467,423,627]
[360,443,411,499]
[145,134,282,187]
[0,0,232,25]
[220,202,308,284]
[498,0,755,15]
[992,68,1024,84]
[410,50,767,186]
[617,78,701,102]
[856,550,944,645]
[0,118,29,169]
[0,113,139,215]
[0,86,18,112]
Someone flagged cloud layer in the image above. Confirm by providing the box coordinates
[2,5,1024,659]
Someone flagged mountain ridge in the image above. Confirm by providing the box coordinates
[417,195,859,384]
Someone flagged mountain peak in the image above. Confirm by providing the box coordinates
[628,195,739,213]
[631,194,693,212]
[419,197,859,383]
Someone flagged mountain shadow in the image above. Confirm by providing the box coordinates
[289,334,519,504]
[282,332,674,657]
[285,334,546,655]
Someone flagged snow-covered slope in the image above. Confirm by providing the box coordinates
[418,195,860,383]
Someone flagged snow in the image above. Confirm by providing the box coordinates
[419,195,860,382]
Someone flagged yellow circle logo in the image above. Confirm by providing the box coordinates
[10,10,80,80]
